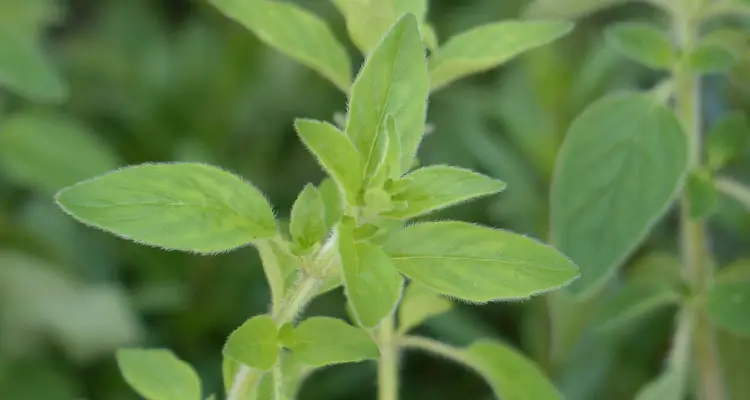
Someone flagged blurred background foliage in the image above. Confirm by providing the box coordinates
[1,0,750,399]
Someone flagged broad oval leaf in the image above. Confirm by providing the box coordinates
[384,165,506,220]
[339,227,404,328]
[295,119,362,205]
[466,340,562,400]
[55,162,277,254]
[290,184,327,248]
[429,20,573,91]
[0,27,67,102]
[605,22,677,70]
[383,221,579,302]
[551,92,688,298]
[223,315,279,371]
[288,317,379,366]
[346,13,429,176]
[708,261,750,336]
[398,281,453,333]
[208,0,351,91]
[116,348,201,400]
[0,111,119,194]
[593,282,680,332]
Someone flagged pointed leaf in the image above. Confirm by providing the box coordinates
[706,112,750,171]
[339,226,403,328]
[318,178,344,230]
[224,315,279,371]
[369,115,402,188]
[708,261,750,337]
[687,170,717,219]
[0,27,67,101]
[346,13,429,176]
[116,348,201,400]
[398,281,453,333]
[384,165,506,220]
[551,92,688,298]
[605,22,677,70]
[290,184,327,248]
[295,119,362,205]
[256,240,299,314]
[383,221,579,302]
[289,317,379,366]
[686,43,737,74]
[429,21,573,91]
[55,163,277,253]
[208,0,351,91]
[593,282,680,332]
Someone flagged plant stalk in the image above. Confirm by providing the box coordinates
[673,5,725,399]
[377,316,399,400]
[399,335,468,367]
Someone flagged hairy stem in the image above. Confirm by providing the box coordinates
[716,176,750,210]
[399,335,468,366]
[377,316,399,400]
[273,357,285,400]
[673,6,725,400]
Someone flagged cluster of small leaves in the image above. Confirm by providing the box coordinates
[53,5,582,400]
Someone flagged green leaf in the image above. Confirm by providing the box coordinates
[288,317,379,366]
[466,340,562,400]
[0,26,67,101]
[708,262,750,337]
[369,115,402,188]
[398,281,453,333]
[208,0,351,91]
[290,184,327,248]
[383,221,579,302]
[0,111,119,194]
[604,22,677,70]
[524,0,629,20]
[593,282,680,332]
[383,165,506,220]
[428,21,573,91]
[551,92,688,298]
[223,315,279,371]
[55,163,277,254]
[686,43,738,74]
[634,369,684,400]
[706,112,750,171]
[686,170,717,219]
[116,348,201,400]
[295,119,363,205]
[346,13,429,176]
[339,226,403,328]
[256,240,300,315]
[252,352,311,400]
[318,178,344,230]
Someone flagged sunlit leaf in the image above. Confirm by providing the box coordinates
[398,281,452,333]
[224,315,279,371]
[287,317,379,366]
[116,348,202,400]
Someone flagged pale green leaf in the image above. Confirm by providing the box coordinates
[398,281,453,333]
[55,163,277,254]
[384,165,506,220]
[605,22,677,70]
[318,178,344,230]
[593,282,680,332]
[295,119,363,205]
[0,26,67,101]
[706,112,750,171]
[551,92,688,298]
[422,22,438,51]
[369,115,403,188]
[429,21,573,91]
[288,317,379,366]
[290,184,327,248]
[208,0,351,91]
[383,221,580,302]
[0,111,119,194]
[708,262,750,336]
[339,226,403,328]
[346,13,429,176]
[687,170,717,219]
[116,348,201,400]
[223,315,279,371]
[634,369,684,400]
[686,43,738,74]
[466,340,562,400]
[256,240,300,315]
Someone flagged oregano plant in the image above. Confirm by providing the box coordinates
[53,9,581,400]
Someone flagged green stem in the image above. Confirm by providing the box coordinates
[377,316,399,400]
[399,335,468,367]
[715,176,750,210]
[673,6,725,400]
[273,357,285,400]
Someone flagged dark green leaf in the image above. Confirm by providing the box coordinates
[706,112,750,171]
[687,170,717,219]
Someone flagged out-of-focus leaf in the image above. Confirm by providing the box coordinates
[604,22,677,70]
[687,169,718,219]
[524,0,630,20]
[593,282,680,332]
[117,348,202,400]
[0,360,79,399]
[707,261,750,336]
[398,281,453,334]
[686,43,738,74]
[706,112,750,171]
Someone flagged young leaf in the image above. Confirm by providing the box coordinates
[339,226,403,328]
[224,315,279,371]
[593,282,680,332]
[318,178,344,230]
[466,340,563,400]
[55,163,277,253]
[290,184,327,248]
[428,21,573,91]
[551,92,688,298]
[706,112,750,171]
[346,13,429,176]
[288,317,379,366]
[295,119,363,205]
[0,26,67,102]
[368,115,403,188]
[383,165,506,220]
[208,0,351,91]
[398,281,453,333]
[256,240,299,315]
[686,170,717,219]
[116,348,201,400]
[0,111,119,194]
[707,262,750,336]
[605,22,677,70]
[383,221,580,302]
[686,43,738,74]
